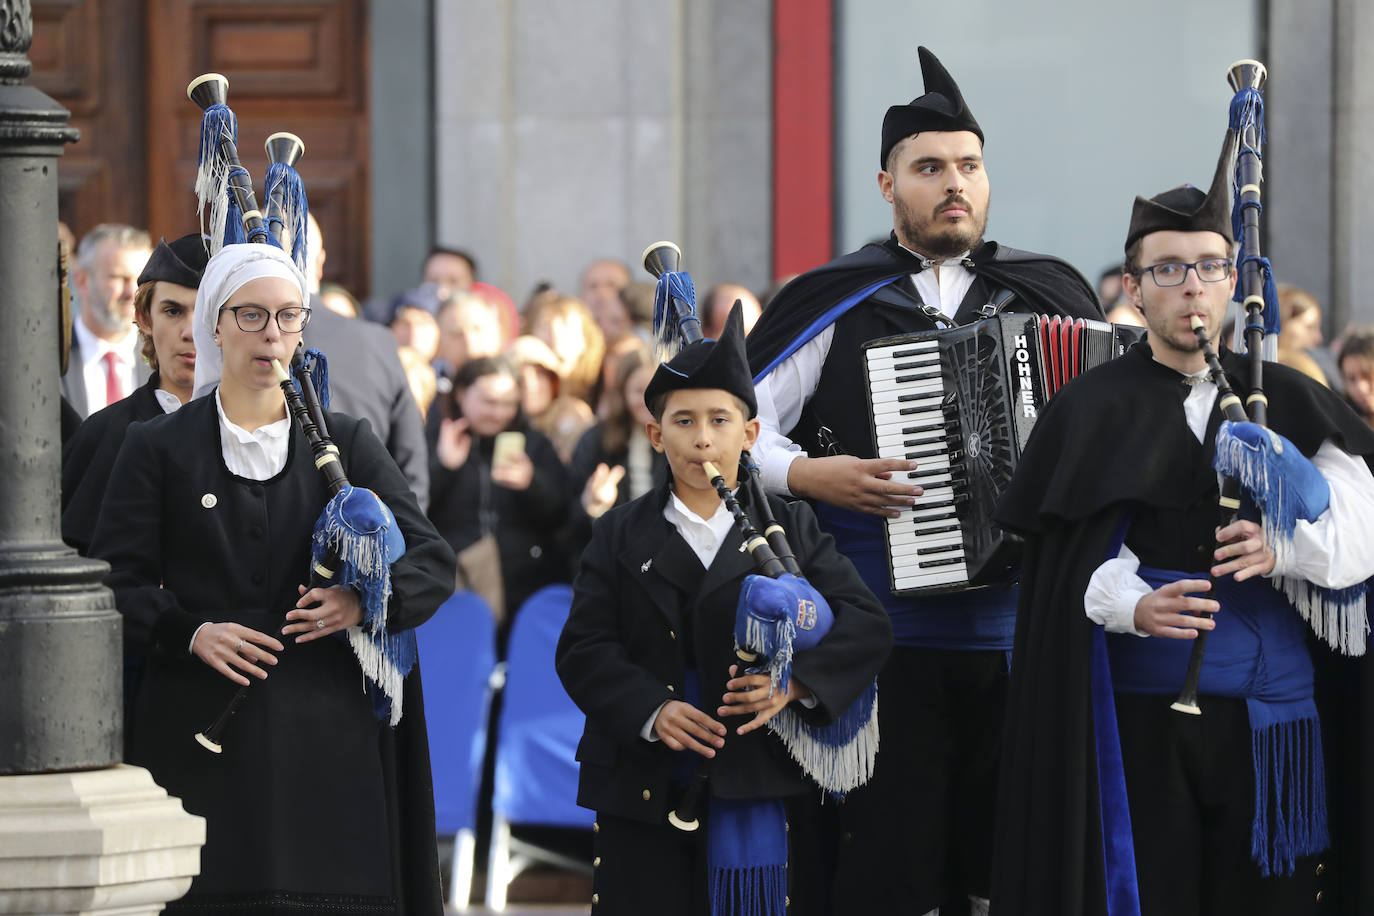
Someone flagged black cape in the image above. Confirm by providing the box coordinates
[747,234,1101,377]
[61,374,166,554]
[990,343,1374,916]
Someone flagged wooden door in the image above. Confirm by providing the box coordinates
[31,0,148,237]
[32,0,372,297]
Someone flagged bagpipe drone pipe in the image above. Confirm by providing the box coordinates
[186,73,415,752]
[641,243,879,838]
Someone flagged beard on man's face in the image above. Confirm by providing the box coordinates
[895,192,990,259]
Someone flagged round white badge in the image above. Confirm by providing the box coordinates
[201,493,218,509]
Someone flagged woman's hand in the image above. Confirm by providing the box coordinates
[436,417,472,470]
[718,664,812,735]
[581,462,626,518]
[491,450,535,491]
[191,622,284,686]
[283,584,365,643]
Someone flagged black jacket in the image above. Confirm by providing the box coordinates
[991,344,1374,916]
[427,419,569,620]
[305,299,430,511]
[90,394,454,913]
[60,329,153,418]
[62,374,166,554]
[556,480,891,823]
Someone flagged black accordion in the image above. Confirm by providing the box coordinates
[862,313,1144,596]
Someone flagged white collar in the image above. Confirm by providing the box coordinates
[154,387,183,414]
[213,388,291,442]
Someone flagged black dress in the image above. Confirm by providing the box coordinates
[90,394,455,915]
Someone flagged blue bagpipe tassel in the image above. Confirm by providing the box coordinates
[734,573,879,795]
[262,159,310,273]
[193,103,242,256]
[296,348,332,411]
[311,484,417,724]
[1214,420,1369,655]
[652,267,701,361]
[1213,421,1330,540]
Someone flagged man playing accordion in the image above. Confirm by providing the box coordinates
[747,46,1101,915]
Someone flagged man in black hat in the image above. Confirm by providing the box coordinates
[991,132,1374,915]
[557,304,890,916]
[62,232,208,554]
[747,47,1102,914]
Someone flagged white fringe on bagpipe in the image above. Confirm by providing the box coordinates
[1212,427,1370,656]
[1276,574,1369,657]
[745,613,796,695]
[347,627,406,726]
[764,690,880,796]
[194,112,237,257]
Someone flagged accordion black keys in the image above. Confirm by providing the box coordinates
[862,313,1144,596]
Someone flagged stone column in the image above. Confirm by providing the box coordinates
[1267,0,1374,335]
[0,2,203,912]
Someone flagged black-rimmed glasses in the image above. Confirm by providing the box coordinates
[1135,258,1232,287]
[222,305,312,333]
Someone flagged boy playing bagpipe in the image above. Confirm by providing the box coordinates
[556,302,892,916]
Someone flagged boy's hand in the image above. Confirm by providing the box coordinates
[653,700,727,758]
[719,664,812,735]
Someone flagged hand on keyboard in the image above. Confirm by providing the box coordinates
[786,455,921,517]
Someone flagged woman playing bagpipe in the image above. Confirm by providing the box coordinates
[554,245,892,916]
[88,74,455,914]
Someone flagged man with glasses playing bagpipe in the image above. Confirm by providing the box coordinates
[557,299,891,916]
[747,47,1104,916]
[992,104,1374,914]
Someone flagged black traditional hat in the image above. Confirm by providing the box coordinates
[644,300,757,418]
[137,232,209,289]
[880,46,984,168]
[1125,130,1236,251]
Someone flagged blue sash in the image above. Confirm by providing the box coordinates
[673,669,788,916]
[1107,568,1328,875]
[815,504,1016,649]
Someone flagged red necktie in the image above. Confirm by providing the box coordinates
[102,351,125,407]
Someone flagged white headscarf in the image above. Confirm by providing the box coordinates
[192,244,310,399]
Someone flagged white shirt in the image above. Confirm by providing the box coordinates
[154,388,183,415]
[663,489,737,568]
[1084,366,1374,635]
[191,391,293,653]
[753,250,975,493]
[214,389,292,480]
[73,316,138,416]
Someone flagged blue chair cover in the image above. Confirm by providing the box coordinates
[418,590,497,835]
[492,584,595,828]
